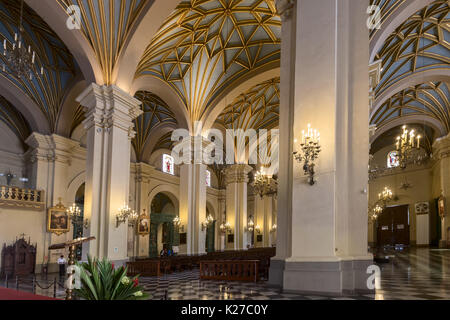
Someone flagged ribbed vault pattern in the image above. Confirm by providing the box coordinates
[57,0,149,84]
[136,0,281,125]
[0,95,31,143]
[0,0,77,132]
[371,81,450,135]
[374,0,450,96]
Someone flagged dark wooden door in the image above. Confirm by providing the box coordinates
[377,205,410,247]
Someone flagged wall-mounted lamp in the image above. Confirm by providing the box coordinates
[270,224,277,233]
[173,215,181,227]
[246,217,255,233]
[67,203,89,229]
[116,204,136,228]
[293,124,321,185]
[201,214,214,231]
[219,221,231,234]
[255,225,261,234]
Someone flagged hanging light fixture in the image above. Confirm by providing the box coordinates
[253,167,276,198]
[378,186,393,203]
[67,203,89,229]
[395,125,426,169]
[116,204,136,228]
[2,0,44,80]
[219,221,231,234]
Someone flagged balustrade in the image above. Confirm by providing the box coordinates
[0,186,45,210]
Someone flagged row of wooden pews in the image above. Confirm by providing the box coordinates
[126,247,276,282]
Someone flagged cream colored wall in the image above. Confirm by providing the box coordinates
[369,146,433,246]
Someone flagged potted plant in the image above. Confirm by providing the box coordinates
[74,256,149,300]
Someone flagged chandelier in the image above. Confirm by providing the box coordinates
[294,124,321,185]
[378,186,393,202]
[2,0,44,80]
[116,204,136,228]
[219,221,231,234]
[369,186,394,221]
[253,168,276,198]
[127,210,139,227]
[67,203,89,229]
[395,125,427,169]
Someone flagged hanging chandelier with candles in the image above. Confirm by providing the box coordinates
[395,125,427,169]
[67,203,89,229]
[253,168,276,198]
[2,0,44,80]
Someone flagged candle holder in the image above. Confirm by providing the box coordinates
[293,124,321,185]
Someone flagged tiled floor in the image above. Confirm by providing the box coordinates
[1,248,450,300]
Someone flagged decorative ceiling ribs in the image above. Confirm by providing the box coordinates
[371,81,450,135]
[0,0,77,132]
[0,95,31,144]
[57,0,149,85]
[133,91,178,161]
[369,0,406,39]
[374,0,450,97]
[136,0,281,126]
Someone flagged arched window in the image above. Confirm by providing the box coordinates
[162,154,174,175]
[387,151,399,168]
[206,170,211,187]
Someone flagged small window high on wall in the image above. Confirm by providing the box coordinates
[163,154,174,175]
[387,151,400,168]
[206,170,211,187]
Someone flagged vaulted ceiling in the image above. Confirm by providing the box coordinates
[0,95,31,143]
[371,0,450,145]
[136,0,281,126]
[0,0,77,132]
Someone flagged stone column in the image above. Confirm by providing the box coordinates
[272,0,373,294]
[433,134,450,248]
[132,163,155,257]
[225,164,252,250]
[77,84,142,264]
[218,192,226,251]
[179,162,207,255]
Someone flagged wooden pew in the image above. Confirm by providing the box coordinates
[200,260,260,282]
[126,260,160,277]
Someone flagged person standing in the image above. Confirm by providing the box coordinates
[57,255,67,277]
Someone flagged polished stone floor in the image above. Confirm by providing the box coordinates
[1,248,449,300]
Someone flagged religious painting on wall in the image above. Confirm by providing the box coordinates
[47,201,69,236]
[415,202,430,215]
[138,213,150,235]
[163,154,174,175]
[387,151,400,168]
[438,195,446,219]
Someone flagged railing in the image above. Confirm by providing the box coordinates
[200,260,260,282]
[127,261,160,277]
[2,274,64,298]
[0,186,45,210]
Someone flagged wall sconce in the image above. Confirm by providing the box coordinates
[255,225,261,234]
[201,214,214,231]
[270,224,277,233]
[116,204,136,228]
[220,221,231,234]
[173,215,181,227]
[67,203,89,230]
[246,217,255,233]
[127,210,139,227]
[293,124,321,185]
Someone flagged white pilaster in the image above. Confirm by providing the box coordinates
[77,84,142,263]
[225,164,252,250]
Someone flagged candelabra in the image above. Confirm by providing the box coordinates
[67,203,89,230]
[127,210,139,227]
[369,186,394,221]
[378,186,393,203]
[253,168,276,198]
[219,221,231,234]
[116,204,136,228]
[246,217,255,233]
[201,214,214,231]
[255,225,261,234]
[293,124,321,185]
[270,224,277,233]
[173,216,181,227]
[2,0,44,80]
[395,125,424,169]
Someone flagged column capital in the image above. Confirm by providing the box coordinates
[433,134,450,160]
[77,83,143,135]
[224,164,253,185]
[25,133,80,165]
[276,0,295,20]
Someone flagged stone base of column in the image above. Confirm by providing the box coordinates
[282,259,375,296]
[267,259,285,287]
[439,240,447,248]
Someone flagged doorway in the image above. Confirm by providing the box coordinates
[377,205,410,247]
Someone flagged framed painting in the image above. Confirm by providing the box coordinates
[138,214,150,235]
[47,201,69,236]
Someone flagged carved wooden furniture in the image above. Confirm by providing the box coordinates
[1,237,37,277]
[200,260,260,282]
[126,260,160,277]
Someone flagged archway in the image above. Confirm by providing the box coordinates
[149,192,178,257]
